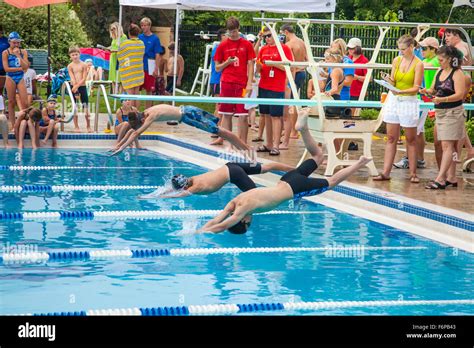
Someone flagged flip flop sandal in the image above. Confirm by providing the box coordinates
[252,137,264,142]
[256,145,271,152]
[425,181,446,189]
[445,180,458,188]
[373,173,391,181]
[269,149,280,156]
[210,134,218,138]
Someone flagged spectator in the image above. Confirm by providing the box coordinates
[347,38,368,103]
[243,34,259,132]
[14,107,42,149]
[165,42,184,95]
[114,98,138,144]
[409,28,424,60]
[214,16,256,146]
[444,28,474,161]
[374,34,424,183]
[280,23,308,147]
[0,99,8,148]
[67,46,91,132]
[0,25,9,106]
[118,24,145,109]
[210,28,227,145]
[107,22,127,91]
[330,38,355,104]
[155,45,167,96]
[255,27,294,156]
[422,46,466,189]
[139,17,164,109]
[2,32,29,129]
[39,95,61,147]
[16,55,37,109]
[394,37,440,170]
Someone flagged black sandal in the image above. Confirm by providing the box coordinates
[269,148,280,156]
[256,145,271,152]
[445,180,458,188]
[425,181,446,189]
[252,137,264,142]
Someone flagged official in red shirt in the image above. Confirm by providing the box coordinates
[347,37,369,101]
[256,27,294,156]
[214,16,256,145]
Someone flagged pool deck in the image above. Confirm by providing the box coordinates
[63,114,473,216]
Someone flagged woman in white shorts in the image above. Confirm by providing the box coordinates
[374,34,424,183]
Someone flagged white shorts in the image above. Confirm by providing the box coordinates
[417,109,429,135]
[382,93,420,128]
[0,96,4,111]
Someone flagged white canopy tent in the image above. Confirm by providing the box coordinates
[118,0,336,99]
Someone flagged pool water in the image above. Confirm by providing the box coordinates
[0,149,473,315]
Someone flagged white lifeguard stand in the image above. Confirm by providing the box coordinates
[260,18,474,176]
[190,41,219,97]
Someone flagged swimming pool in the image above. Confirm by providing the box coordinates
[0,148,473,315]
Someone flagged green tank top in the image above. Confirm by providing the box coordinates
[394,56,421,96]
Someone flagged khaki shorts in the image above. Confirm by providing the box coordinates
[435,105,465,141]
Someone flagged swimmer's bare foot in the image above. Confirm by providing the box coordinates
[358,156,373,166]
[210,138,224,146]
[73,128,81,133]
[280,143,289,150]
[87,127,93,133]
[290,132,299,139]
[295,107,310,131]
[41,140,48,146]
[52,141,58,148]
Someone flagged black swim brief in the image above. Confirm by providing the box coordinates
[225,162,262,192]
[280,159,329,199]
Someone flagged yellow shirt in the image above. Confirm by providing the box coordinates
[118,38,145,90]
[394,56,421,96]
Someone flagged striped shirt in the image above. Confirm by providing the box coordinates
[118,38,145,90]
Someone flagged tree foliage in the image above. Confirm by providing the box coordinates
[1,3,91,70]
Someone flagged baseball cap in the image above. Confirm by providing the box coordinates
[8,32,23,42]
[347,38,362,48]
[246,34,256,43]
[85,58,93,63]
[419,37,440,49]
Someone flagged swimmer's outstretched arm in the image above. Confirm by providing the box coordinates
[160,190,193,198]
[111,115,155,155]
[200,201,237,233]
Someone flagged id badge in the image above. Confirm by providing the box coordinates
[233,57,240,67]
[269,69,275,78]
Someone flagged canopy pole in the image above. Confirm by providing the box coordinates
[47,4,51,96]
[330,12,335,43]
[113,5,124,110]
[172,4,181,106]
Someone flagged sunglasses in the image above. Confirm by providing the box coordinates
[421,46,435,51]
[262,34,272,39]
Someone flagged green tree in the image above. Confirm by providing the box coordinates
[1,3,91,70]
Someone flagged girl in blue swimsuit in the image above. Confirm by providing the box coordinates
[1,32,29,129]
[114,98,138,145]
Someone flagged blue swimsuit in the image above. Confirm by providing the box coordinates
[39,109,58,127]
[6,49,24,84]
[115,107,129,127]
[179,105,219,135]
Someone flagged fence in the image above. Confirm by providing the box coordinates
[178,24,474,108]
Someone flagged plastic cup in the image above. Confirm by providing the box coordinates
[381,92,388,103]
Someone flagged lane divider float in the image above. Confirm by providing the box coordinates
[0,245,427,264]
[9,299,474,316]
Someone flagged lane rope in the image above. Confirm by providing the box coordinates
[0,245,427,264]
[0,185,162,193]
[0,209,323,222]
[9,299,474,316]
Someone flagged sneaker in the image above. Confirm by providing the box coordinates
[393,156,409,169]
[417,159,426,169]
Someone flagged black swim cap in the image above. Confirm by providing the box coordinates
[228,220,250,234]
[171,174,189,190]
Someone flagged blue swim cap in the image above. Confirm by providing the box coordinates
[8,32,23,42]
[171,174,190,190]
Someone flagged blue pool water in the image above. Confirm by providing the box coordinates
[0,149,473,315]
